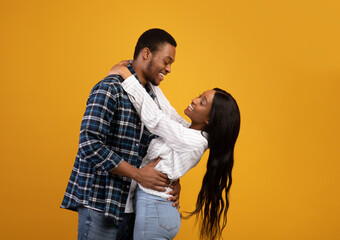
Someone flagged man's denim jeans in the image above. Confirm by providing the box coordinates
[77,207,135,240]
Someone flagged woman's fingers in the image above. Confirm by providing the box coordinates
[118,60,131,66]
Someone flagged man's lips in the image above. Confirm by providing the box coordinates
[159,73,165,80]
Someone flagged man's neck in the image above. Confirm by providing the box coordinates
[131,60,147,86]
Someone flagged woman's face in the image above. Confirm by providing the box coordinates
[184,89,216,130]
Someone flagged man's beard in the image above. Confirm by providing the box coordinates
[145,58,159,86]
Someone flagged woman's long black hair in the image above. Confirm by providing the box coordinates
[185,88,240,240]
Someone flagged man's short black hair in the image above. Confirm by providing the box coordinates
[133,28,177,60]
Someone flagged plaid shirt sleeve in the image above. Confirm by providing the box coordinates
[78,79,124,172]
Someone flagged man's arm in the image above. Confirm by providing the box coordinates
[77,81,124,171]
[110,159,169,192]
[111,158,181,205]
[78,79,168,191]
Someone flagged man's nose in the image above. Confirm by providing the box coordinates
[165,64,171,73]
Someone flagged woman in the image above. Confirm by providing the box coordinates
[109,62,240,240]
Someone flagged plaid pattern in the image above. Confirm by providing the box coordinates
[61,65,156,225]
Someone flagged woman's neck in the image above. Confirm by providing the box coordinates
[189,123,205,130]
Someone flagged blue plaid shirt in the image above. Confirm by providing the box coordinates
[61,65,156,225]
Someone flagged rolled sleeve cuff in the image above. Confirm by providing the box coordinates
[96,152,125,172]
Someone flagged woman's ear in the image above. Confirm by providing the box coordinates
[205,119,209,126]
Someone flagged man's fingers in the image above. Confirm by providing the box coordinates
[153,186,167,192]
[155,176,170,186]
[168,193,179,201]
[158,172,169,181]
[172,200,180,209]
[167,189,175,196]
[151,167,169,182]
[137,158,169,192]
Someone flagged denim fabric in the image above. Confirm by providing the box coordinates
[77,207,134,240]
[134,187,181,240]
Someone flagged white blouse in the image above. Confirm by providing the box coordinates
[122,75,208,208]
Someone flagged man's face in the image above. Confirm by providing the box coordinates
[144,43,176,86]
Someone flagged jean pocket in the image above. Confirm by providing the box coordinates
[155,201,180,231]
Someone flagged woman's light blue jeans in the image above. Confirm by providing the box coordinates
[133,186,181,240]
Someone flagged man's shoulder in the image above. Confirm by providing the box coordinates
[91,75,125,93]
[99,74,124,87]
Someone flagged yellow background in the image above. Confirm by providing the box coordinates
[1,0,339,239]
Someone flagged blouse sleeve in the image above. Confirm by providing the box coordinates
[148,83,191,128]
[121,75,205,152]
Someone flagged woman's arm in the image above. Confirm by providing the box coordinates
[148,84,190,128]
[109,61,189,127]
[108,60,133,79]
[121,74,205,151]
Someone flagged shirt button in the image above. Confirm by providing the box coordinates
[126,185,130,189]
[138,122,141,126]
[136,143,139,146]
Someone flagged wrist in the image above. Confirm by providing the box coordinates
[131,167,141,183]
[121,68,132,80]
[122,74,132,80]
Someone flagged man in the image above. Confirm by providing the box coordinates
[61,28,180,240]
